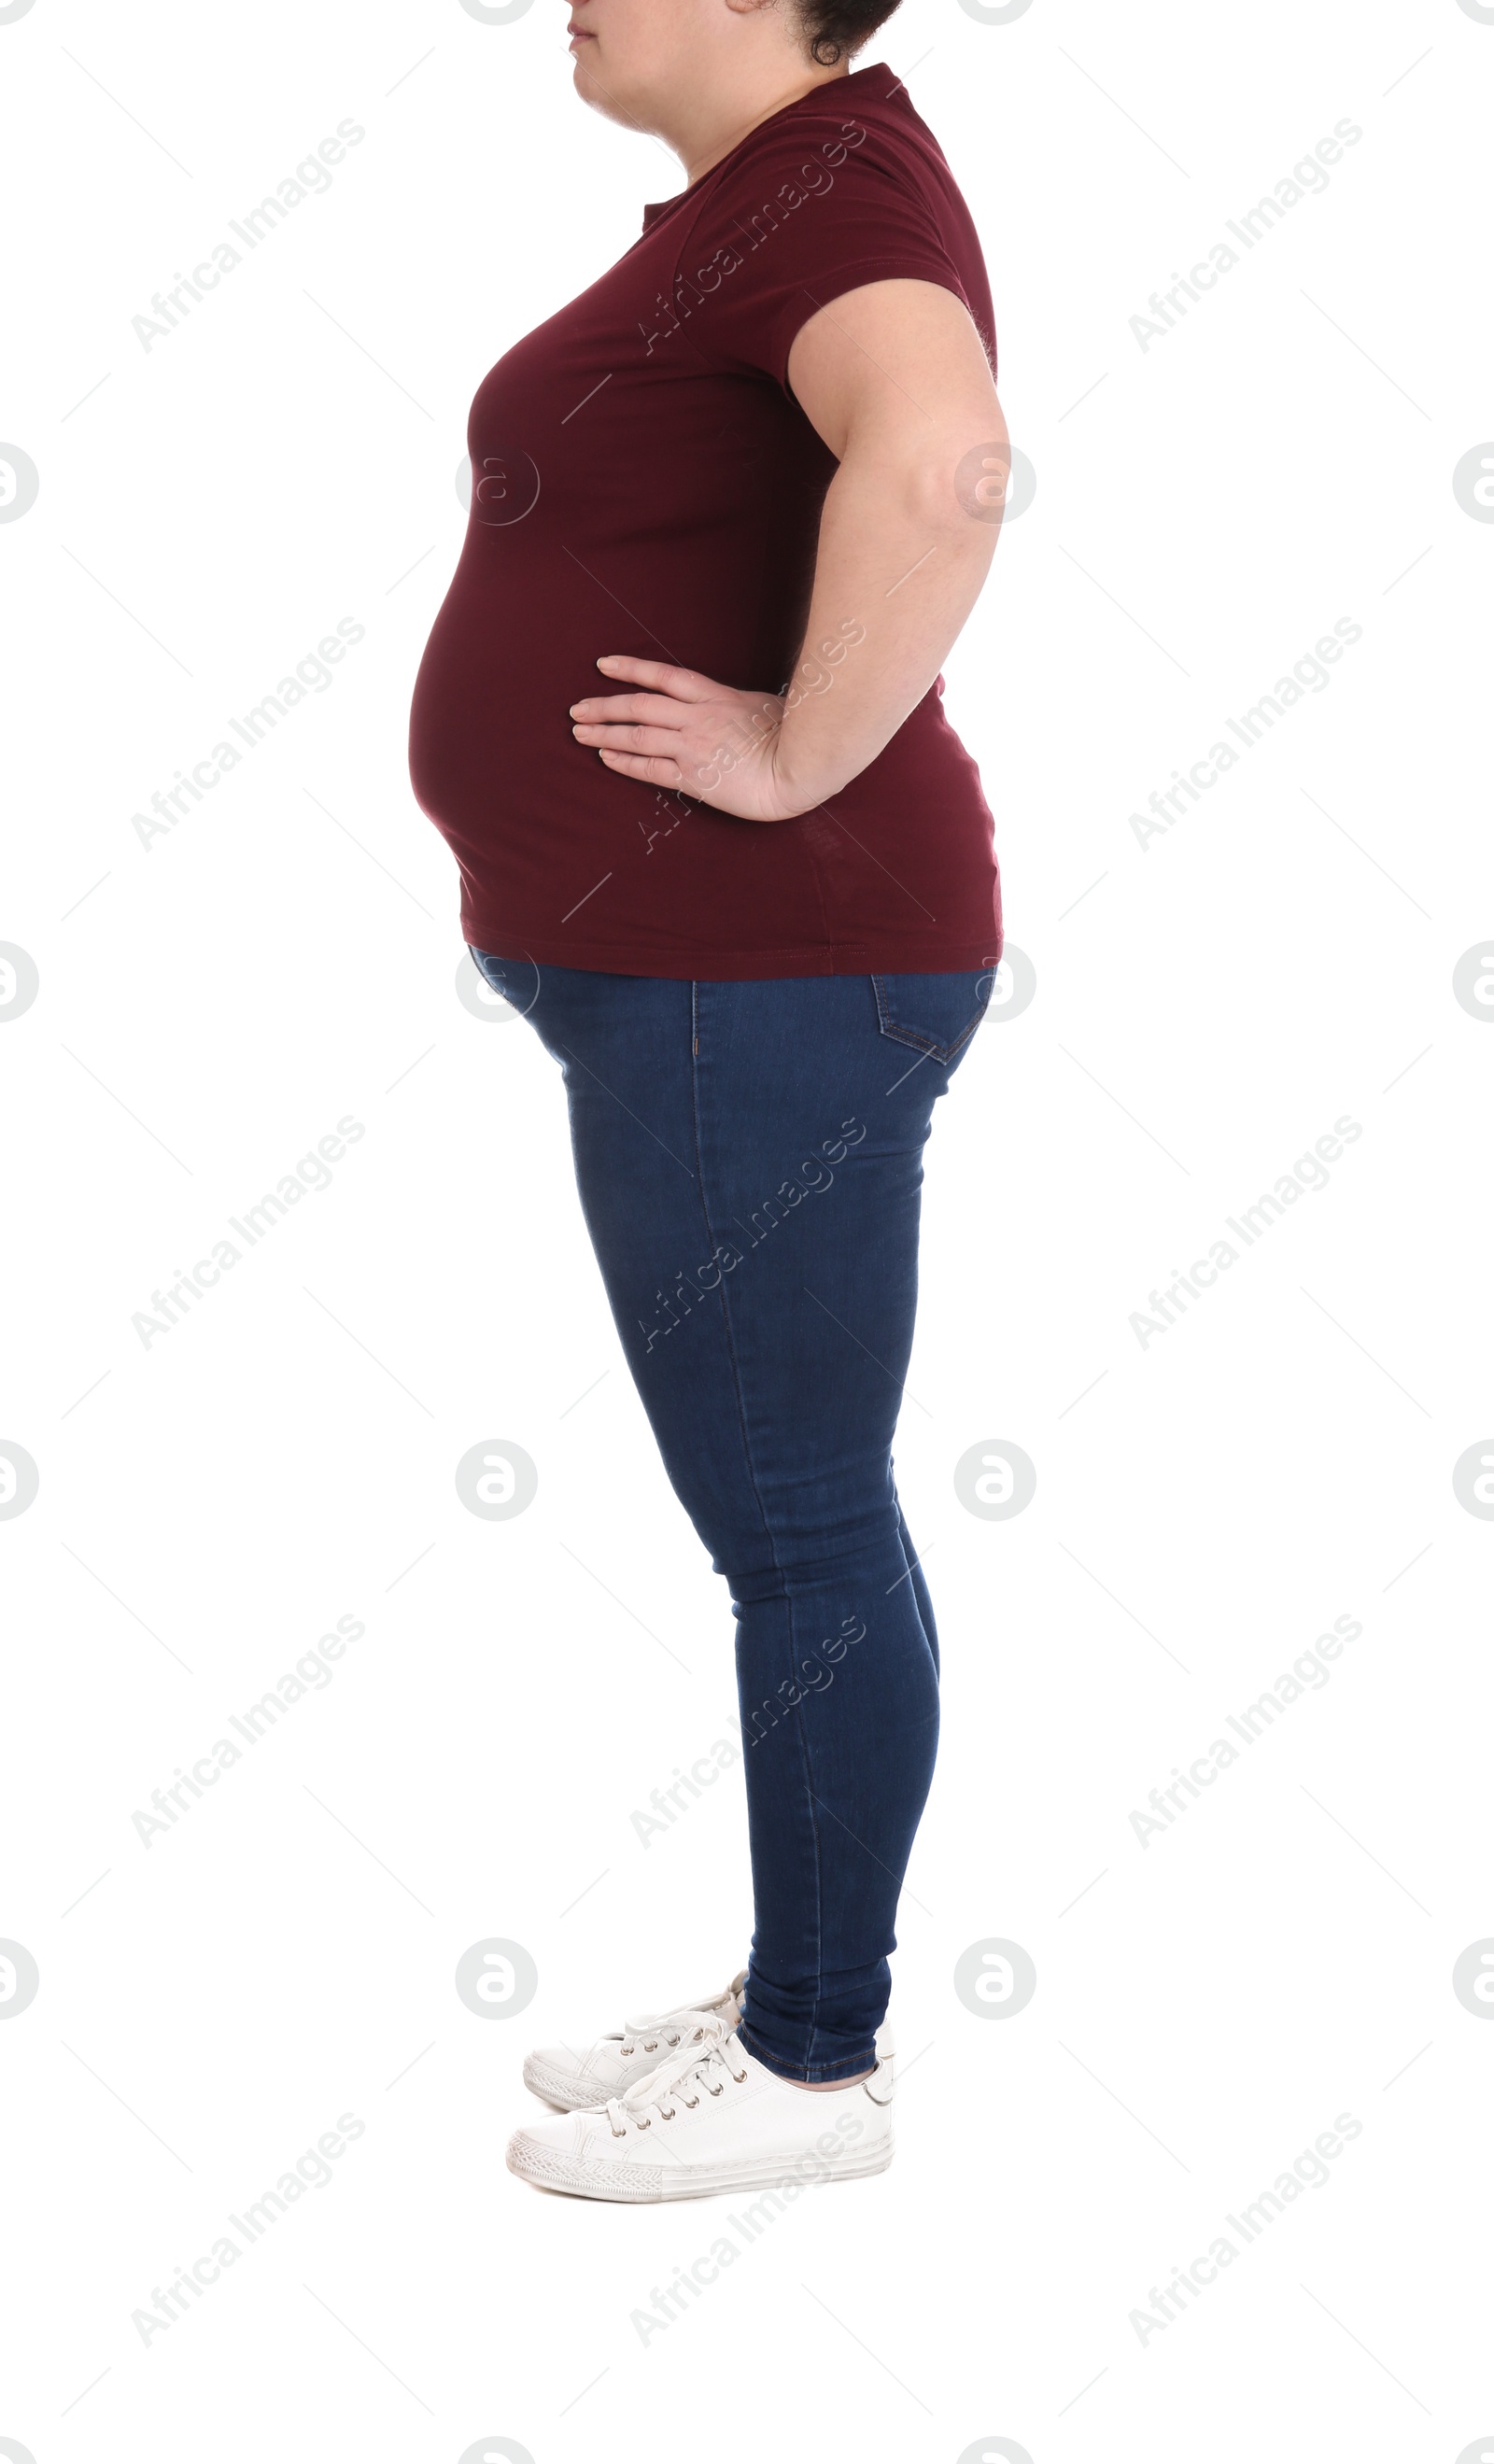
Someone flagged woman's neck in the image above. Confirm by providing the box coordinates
[681,60,851,186]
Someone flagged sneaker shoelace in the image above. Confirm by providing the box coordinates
[616,1989,733,2061]
[604,2018,747,2137]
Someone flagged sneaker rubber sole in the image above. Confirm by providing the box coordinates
[520,2052,607,2110]
[504,2133,894,2202]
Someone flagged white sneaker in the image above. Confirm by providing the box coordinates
[521,1968,748,2110]
[506,2015,895,2202]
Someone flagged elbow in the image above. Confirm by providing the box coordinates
[888,407,1011,538]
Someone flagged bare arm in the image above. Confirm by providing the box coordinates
[569,277,1008,821]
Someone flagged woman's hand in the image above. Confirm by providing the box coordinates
[570,656,806,823]
[570,286,1004,833]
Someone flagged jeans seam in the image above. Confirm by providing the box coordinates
[871,971,988,1067]
[738,2020,874,2083]
[686,982,825,2079]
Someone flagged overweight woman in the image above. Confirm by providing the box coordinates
[409,0,1008,2201]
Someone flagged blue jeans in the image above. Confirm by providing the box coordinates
[470,952,990,2080]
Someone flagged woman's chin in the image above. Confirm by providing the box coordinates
[571,52,632,123]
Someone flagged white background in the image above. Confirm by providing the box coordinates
[2,0,1492,2457]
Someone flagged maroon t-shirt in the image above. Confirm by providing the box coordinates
[409,60,1002,980]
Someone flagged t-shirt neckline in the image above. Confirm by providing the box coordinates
[641,59,895,230]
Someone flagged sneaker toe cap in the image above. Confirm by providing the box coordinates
[506,2111,662,2200]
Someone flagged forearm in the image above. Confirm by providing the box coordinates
[769,430,1002,815]
[569,287,1008,827]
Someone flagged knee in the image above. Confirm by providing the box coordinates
[718,1503,900,1604]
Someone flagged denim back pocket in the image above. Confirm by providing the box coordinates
[467,945,542,1020]
[871,968,994,1066]
[469,945,510,994]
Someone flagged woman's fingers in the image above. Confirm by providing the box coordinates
[569,690,685,725]
[571,720,698,755]
[596,748,691,786]
[567,661,789,816]
[594,655,716,700]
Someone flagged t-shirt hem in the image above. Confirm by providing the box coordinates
[765,254,975,388]
[669,246,974,391]
[460,917,1004,982]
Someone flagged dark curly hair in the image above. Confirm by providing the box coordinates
[789,0,904,69]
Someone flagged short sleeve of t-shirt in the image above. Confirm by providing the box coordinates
[664,119,974,391]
